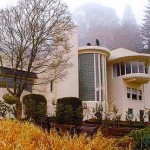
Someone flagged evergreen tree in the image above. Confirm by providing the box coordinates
[73,2,119,49]
[141,0,150,52]
[120,4,141,51]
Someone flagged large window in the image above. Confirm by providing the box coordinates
[113,61,149,77]
[127,87,142,101]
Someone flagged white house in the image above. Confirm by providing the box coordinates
[1,31,150,121]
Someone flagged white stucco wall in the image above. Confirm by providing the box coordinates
[107,62,150,121]
[56,30,79,99]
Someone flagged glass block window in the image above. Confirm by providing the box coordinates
[79,54,95,101]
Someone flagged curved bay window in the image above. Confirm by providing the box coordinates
[113,61,149,77]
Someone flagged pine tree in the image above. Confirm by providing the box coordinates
[141,0,150,51]
[120,4,141,51]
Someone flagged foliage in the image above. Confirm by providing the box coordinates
[3,93,18,105]
[56,97,83,125]
[93,103,103,124]
[0,119,124,150]
[23,94,47,121]
[111,105,122,126]
[128,127,150,150]
[125,111,134,127]
[0,101,12,118]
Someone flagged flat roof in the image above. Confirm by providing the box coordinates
[0,67,38,79]
[78,46,110,57]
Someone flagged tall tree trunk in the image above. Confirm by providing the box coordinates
[15,98,22,120]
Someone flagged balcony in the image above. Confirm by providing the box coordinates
[122,73,150,84]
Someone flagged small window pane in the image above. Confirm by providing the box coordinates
[121,62,125,75]
[145,63,148,74]
[113,63,120,77]
[127,87,131,99]
[132,88,137,100]
[101,89,103,101]
[95,54,99,87]
[138,90,142,100]
[126,62,131,74]
[96,91,99,101]
[128,108,133,115]
[132,62,138,73]
[139,62,144,73]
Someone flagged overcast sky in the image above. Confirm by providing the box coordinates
[0,0,148,24]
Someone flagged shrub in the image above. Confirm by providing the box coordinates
[23,94,47,121]
[128,126,150,150]
[0,119,123,150]
[3,93,18,105]
[56,97,83,125]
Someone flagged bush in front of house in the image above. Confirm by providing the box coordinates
[23,94,47,121]
[128,126,150,149]
[56,97,83,125]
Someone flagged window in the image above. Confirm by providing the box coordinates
[132,88,137,100]
[113,63,120,77]
[127,87,131,99]
[138,90,142,100]
[0,77,32,92]
[140,110,144,122]
[131,62,138,73]
[50,81,53,92]
[121,62,125,75]
[128,108,133,115]
[96,91,99,101]
[113,61,149,78]
[100,55,103,85]
[127,87,142,101]
[126,62,131,74]
[145,63,148,74]
[101,89,103,101]
[139,62,144,73]
[95,54,99,87]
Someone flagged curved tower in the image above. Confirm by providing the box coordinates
[78,46,110,117]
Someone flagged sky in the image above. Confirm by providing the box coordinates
[0,0,148,24]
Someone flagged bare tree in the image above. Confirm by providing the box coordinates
[0,0,75,119]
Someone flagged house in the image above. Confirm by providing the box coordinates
[1,31,150,121]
